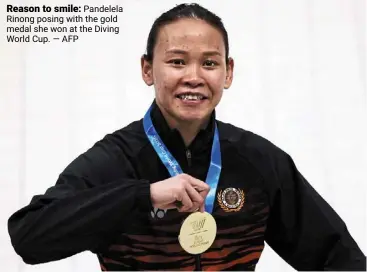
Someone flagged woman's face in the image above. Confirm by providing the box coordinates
[142,18,234,126]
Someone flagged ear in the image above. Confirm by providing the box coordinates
[224,57,234,89]
[141,55,154,86]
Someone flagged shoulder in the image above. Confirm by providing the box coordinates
[94,119,148,159]
[62,119,148,178]
[217,120,292,178]
[217,120,284,156]
[67,119,147,168]
[57,119,148,185]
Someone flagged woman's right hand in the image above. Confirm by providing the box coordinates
[150,174,210,213]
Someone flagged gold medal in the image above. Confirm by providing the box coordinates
[178,211,217,255]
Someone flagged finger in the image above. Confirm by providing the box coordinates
[185,183,204,207]
[177,191,193,212]
[186,178,208,213]
[199,202,205,213]
[187,176,210,195]
[198,187,210,200]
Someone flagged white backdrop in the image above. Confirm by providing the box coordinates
[1,0,366,271]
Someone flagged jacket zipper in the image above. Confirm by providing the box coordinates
[186,149,202,271]
[186,149,192,167]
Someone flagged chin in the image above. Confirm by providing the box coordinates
[176,110,210,123]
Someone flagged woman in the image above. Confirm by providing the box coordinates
[8,3,366,271]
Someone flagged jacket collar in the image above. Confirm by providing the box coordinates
[149,99,216,153]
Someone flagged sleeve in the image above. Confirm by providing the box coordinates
[264,153,366,271]
[7,137,152,265]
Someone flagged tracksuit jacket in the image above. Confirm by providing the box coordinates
[8,100,366,271]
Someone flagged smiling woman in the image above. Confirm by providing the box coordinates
[141,14,234,146]
[7,3,366,272]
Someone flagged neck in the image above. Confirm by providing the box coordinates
[158,106,210,147]
[175,120,209,147]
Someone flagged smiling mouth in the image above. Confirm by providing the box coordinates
[175,93,208,101]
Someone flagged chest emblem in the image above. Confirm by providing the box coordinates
[217,188,245,212]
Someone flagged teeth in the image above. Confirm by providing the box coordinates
[178,94,204,100]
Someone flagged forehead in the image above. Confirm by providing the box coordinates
[155,18,225,53]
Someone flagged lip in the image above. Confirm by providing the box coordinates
[175,92,208,98]
[175,96,208,106]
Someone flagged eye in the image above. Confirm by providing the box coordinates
[169,59,185,66]
[203,60,218,67]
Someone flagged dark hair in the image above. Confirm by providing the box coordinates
[144,3,229,64]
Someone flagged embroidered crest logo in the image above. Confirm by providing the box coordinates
[217,188,245,212]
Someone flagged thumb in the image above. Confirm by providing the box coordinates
[199,202,205,213]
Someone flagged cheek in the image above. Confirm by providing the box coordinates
[153,69,179,94]
[205,71,226,94]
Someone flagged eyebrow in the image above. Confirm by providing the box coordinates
[165,49,222,57]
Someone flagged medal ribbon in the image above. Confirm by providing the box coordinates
[143,104,221,214]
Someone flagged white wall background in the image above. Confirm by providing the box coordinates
[1,0,366,271]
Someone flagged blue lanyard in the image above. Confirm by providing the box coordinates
[143,104,222,214]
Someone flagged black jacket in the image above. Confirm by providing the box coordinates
[8,101,366,271]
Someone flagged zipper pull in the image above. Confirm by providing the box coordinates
[186,149,192,167]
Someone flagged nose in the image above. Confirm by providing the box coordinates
[183,64,205,88]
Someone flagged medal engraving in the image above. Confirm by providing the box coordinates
[179,212,217,254]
